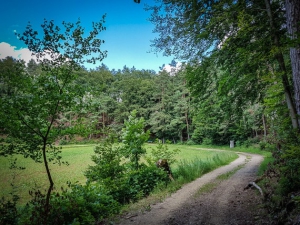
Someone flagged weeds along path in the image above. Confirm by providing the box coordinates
[116,151,266,225]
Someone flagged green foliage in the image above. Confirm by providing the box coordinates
[18,183,120,225]
[121,110,150,170]
[280,136,300,194]
[185,139,197,145]
[84,128,168,205]
[52,183,120,224]
[85,133,124,183]
[125,165,169,201]
[202,138,213,146]
[147,140,180,165]
[0,196,19,225]
[94,165,169,205]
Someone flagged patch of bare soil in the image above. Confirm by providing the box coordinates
[114,152,271,225]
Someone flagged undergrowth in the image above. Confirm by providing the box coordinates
[119,151,238,216]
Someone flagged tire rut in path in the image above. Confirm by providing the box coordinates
[116,152,265,225]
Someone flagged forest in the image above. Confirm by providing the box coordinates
[1,0,300,224]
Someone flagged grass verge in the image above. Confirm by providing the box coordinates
[118,150,238,215]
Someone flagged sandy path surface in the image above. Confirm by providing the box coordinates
[115,151,269,225]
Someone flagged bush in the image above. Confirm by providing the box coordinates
[259,140,267,150]
[202,138,213,145]
[0,196,19,225]
[59,139,69,145]
[147,140,180,165]
[126,165,169,199]
[185,139,197,145]
[85,135,124,183]
[19,183,120,225]
[280,144,300,194]
[105,165,169,204]
[120,110,150,170]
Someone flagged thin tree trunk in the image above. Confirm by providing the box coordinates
[102,112,105,128]
[285,0,300,126]
[262,114,267,137]
[185,111,190,140]
[42,100,59,223]
[42,141,53,224]
[264,0,299,129]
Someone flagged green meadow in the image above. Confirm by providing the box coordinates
[0,144,238,205]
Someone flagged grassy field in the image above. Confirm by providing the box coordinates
[0,145,96,204]
[0,143,241,205]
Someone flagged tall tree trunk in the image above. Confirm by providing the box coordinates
[185,110,190,140]
[264,0,299,129]
[102,112,105,128]
[262,114,267,137]
[182,82,190,140]
[286,0,300,126]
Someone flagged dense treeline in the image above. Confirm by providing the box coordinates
[0,54,289,147]
[1,57,269,146]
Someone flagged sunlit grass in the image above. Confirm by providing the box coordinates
[185,144,273,176]
[0,143,247,205]
[0,145,96,204]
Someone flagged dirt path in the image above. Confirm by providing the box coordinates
[115,151,270,225]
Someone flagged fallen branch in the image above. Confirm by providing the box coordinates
[244,182,264,197]
[253,174,266,183]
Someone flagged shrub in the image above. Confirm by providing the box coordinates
[104,165,169,204]
[85,134,124,183]
[280,144,300,194]
[185,139,197,145]
[202,138,213,145]
[19,183,120,225]
[125,165,169,201]
[0,196,19,225]
[120,110,150,170]
[147,140,180,165]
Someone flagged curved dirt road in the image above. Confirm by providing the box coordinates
[116,151,269,225]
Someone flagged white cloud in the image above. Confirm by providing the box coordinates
[162,62,182,76]
[0,42,36,63]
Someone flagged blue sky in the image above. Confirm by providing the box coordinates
[0,0,173,71]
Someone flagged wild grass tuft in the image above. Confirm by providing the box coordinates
[174,152,237,183]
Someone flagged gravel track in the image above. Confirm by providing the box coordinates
[115,151,269,225]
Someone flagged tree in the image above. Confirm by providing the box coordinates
[149,70,174,142]
[285,0,300,124]
[110,68,156,123]
[0,18,106,218]
[146,0,298,130]
[121,110,150,170]
[85,132,124,183]
[263,0,298,129]
[0,57,26,97]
